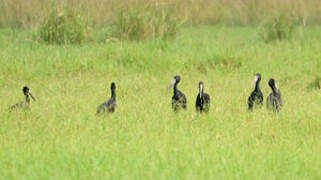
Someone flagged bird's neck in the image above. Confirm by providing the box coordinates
[271,86,277,93]
[111,90,116,98]
[255,81,260,91]
[199,89,204,97]
[25,94,30,104]
[173,84,178,94]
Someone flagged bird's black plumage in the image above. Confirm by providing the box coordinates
[195,81,210,113]
[267,78,282,112]
[10,86,36,110]
[97,82,117,114]
[169,76,187,111]
[248,73,263,110]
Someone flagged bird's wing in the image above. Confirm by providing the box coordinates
[278,90,282,106]
[10,101,25,110]
[204,93,210,102]
[182,94,187,103]
[248,93,254,104]
[97,101,108,112]
[177,90,187,102]
[104,98,117,110]
[195,94,200,105]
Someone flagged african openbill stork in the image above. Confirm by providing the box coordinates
[267,78,282,112]
[248,73,263,110]
[168,75,187,111]
[195,81,210,112]
[97,82,117,114]
[10,86,36,110]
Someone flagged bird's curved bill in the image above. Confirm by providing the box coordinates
[168,79,176,92]
[251,76,259,87]
[29,92,36,101]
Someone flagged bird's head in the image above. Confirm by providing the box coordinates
[23,86,36,101]
[110,82,116,91]
[174,75,181,83]
[168,75,181,91]
[251,73,261,87]
[268,78,277,90]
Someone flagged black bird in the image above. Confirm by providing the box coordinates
[248,73,263,110]
[97,82,117,114]
[10,86,36,110]
[195,81,210,113]
[267,78,282,112]
[168,75,187,111]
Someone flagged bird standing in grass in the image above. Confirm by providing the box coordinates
[97,82,117,114]
[248,73,263,110]
[267,78,282,112]
[195,81,210,113]
[10,86,36,110]
[168,75,187,111]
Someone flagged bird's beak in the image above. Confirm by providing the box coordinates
[199,84,203,98]
[29,92,36,101]
[251,75,258,88]
[168,79,176,92]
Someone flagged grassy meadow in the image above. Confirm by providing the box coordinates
[1,25,321,179]
[1,0,321,178]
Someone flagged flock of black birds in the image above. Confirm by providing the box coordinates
[167,75,210,113]
[9,73,282,114]
[248,73,283,112]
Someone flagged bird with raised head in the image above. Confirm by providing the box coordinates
[195,81,210,113]
[10,86,36,110]
[248,73,263,110]
[267,78,282,112]
[168,75,187,111]
[97,82,117,114]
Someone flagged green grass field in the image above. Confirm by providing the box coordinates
[1,25,321,179]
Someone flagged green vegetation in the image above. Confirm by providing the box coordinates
[309,76,321,90]
[113,4,181,41]
[1,24,321,178]
[39,9,89,44]
[259,14,296,42]
[1,0,321,178]
[1,0,321,28]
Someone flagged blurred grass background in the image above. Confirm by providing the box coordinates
[1,0,321,28]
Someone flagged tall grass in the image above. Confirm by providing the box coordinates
[259,14,296,42]
[1,0,321,28]
[1,25,321,178]
[39,8,89,44]
[112,2,182,41]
